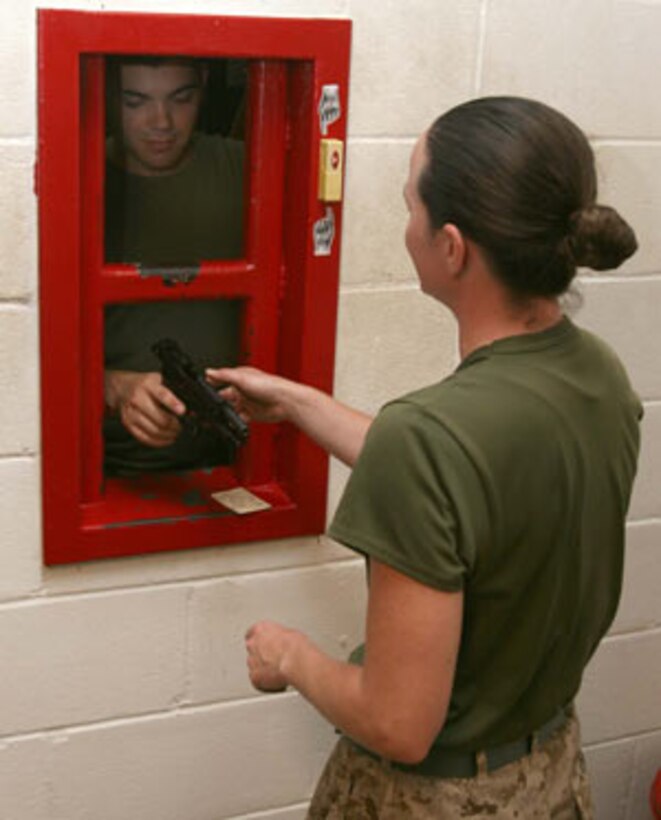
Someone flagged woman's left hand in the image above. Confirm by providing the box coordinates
[245,620,301,693]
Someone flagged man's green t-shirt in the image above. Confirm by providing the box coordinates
[104,134,244,475]
[329,318,642,751]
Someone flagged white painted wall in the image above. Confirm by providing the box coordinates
[0,1,659,818]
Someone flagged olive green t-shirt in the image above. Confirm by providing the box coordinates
[329,318,642,751]
[104,134,244,474]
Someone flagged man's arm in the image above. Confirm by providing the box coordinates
[206,366,372,468]
[246,559,463,763]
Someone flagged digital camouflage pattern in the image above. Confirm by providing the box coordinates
[307,713,593,819]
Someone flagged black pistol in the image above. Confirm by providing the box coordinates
[151,338,249,449]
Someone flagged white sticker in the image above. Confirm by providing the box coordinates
[318,84,341,136]
[313,207,336,257]
[211,487,272,515]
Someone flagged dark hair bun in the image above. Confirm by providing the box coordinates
[568,205,638,271]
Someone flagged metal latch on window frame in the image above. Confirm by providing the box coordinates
[138,266,200,286]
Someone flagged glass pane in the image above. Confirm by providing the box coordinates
[103,299,243,477]
[104,56,247,266]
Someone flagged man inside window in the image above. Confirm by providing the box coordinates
[103,56,244,475]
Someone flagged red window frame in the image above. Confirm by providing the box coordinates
[38,10,351,564]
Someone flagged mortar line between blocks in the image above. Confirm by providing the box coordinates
[0,136,35,147]
[0,689,303,744]
[625,742,641,820]
[627,516,661,528]
[584,724,661,751]
[0,298,35,308]
[12,556,364,608]
[577,272,661,283]
[341,281,421,295]
[0,454,37,465]
[224,801,310,820]
[182,586,195,705]
[347,136,418,145]
[187,555,364,588]
[592,138,661,148]
[602,624,661,646]
[472,0,490,96]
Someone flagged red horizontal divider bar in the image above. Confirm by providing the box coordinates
[100,263,259,302]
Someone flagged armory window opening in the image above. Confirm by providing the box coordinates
[101,55,249,481]
[79,53,286,507]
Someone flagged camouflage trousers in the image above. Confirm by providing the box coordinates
[307,711,594,819]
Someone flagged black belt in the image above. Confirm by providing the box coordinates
[352,706,569,780]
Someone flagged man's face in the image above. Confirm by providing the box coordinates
[119,63,204,177]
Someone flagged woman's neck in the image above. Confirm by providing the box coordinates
[456,296,563,360]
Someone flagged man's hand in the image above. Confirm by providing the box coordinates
[245,620,303,693]
[104,370,186,447]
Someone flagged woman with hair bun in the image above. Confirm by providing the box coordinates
[208,97,642,818]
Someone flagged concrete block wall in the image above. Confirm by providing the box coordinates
[0,0,658,818]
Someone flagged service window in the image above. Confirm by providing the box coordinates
[38,11,351,563]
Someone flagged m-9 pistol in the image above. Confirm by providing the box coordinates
[151,338,249,450]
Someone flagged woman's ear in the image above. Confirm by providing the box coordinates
[439,224,468,276]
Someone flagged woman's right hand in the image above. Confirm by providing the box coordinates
[205,366,297,425]
[206,366,372,468]
[104,370,186,447]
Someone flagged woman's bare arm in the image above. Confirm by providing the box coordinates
[245,559,463,763]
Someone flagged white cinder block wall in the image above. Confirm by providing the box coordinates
[0,1,659,818]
